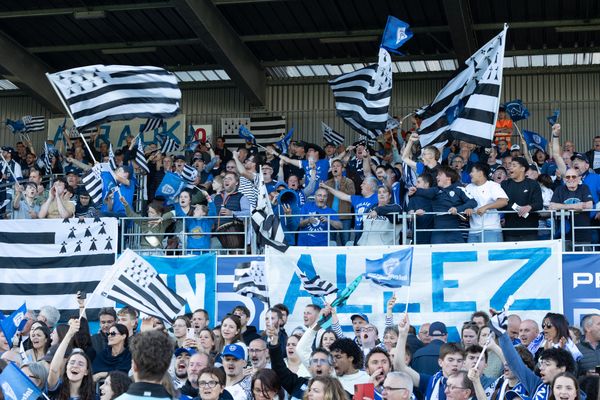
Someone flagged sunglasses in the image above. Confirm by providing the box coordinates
[564,175,578,179]
[108,331,120,337]
[542,323,553,329]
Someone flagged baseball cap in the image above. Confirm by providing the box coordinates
[571,152,589,163]
[428,321,448,336]
[174,155,186,161]
[1,146,15,155]
[350,313,369,323]
[510,144,520,151]
[174,347,197,357]
[221,343,245,360]
[64,166,81,176]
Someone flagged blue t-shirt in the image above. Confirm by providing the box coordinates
[301,159,330,194]
[297,202,340,246]
[351,193,378,230]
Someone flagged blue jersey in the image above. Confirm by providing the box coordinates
[351,193,378,230]
[297,202,339,246]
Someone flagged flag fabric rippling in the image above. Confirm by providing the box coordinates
[417,25,508,148]
[329,48,393,140]
[321,122,345,146]
[233,261,269,303]
[161,136,180,154]
[135,138,149,173]
[294,265,338,297]
[22,115,45,132]
[251,167,288,253]
[46,65,181,129]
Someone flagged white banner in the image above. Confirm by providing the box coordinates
[47,115,186,148]
[191,124,213,143]
[266,240,562,340]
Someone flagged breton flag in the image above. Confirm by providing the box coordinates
[274,128,294,154]
[135,137,149,174]
[251,166,288,253]
[22,115,45,132]
[233,261,269,304]
[92,249,186,323]
[108,143,118,171]
[417,25,508,148]
[0,218,117,320]
[161,136,180,154]
[43,142,52,174]
[321,122,345,146]
[294,264,338,297]
[329,48,393,140]
[141,118,163,133]
[46,65,181,129]
[221,116,286,148]
[181,164,198,188]
[82,163,106,204]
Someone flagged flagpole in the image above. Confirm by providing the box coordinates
[45,73,98,165]
[404,284,411,314]
[399,112,415,130]
[474,336,491,370]
[0,153,20,183]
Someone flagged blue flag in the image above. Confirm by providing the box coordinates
[365,248,413,288]
[274,128,294,154]
[0,303,27,347]
[155,172,185,205]
[381,16,413,54]
[186,123,196,145]
[101,170,117,199]
[503,99,530,122]
[0,362,43,400]
[239,125,256,144]
[5,119,27,134]
[547,109,560,126]
[522,130,548,152]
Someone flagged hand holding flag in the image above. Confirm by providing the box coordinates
[0,303,27,346]
[547,109,560,126]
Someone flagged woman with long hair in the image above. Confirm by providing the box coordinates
[318,330,338,352]
[285,334,310,378]
[172,316,191,347]
[25,325,51,363]
[303,376,347,400]
[47,320,95,400]
[537,313,582,362]
[198,328,218,358]
[99,371,131,400]
[251,369,283,400]
[548,372,580,400]
[91,323,132,381]
[220,315,243,348]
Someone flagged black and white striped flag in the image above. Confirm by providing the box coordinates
[69,126,98,140]
[82,163,106,204]
[46,65,181,129]
[92,249,186,323]
[141,118,163,133]
[251,166,288,253]
[0,218,117,320]
[321,122,345,146]
[135,138,149,174]
[294,266,338,297]
[22,115,45,132]
[108,143,117,171]
[417,25,508,148]
[221,116,286,148]
[43,142,52,174]
[161,136,180,154]
[329,48,393,140]
[233,261,269,304]
[181,164,197,187]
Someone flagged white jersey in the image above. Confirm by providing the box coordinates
[465,180,508,230]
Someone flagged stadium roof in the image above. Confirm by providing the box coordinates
[0,0,598,111]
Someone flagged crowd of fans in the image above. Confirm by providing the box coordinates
[1,116,599,251]
[1,298,599,400]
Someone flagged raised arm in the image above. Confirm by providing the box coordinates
[267,147,301,168]
[232,151,256,181]
[401,133,419,171]
[467,368,488,400]
[551,124,567,177]
[392,314,421,387]
[319,182,351,203]
[48,319,79,388]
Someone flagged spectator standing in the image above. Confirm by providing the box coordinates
[585,136,600,174]
[297,187,341,246]
[576,314,600,376]
[324,159,355,246]
[91,308,117,356]
[39,178,75,219]
[464,163,509,243]
[12,181,40,219]
[402,133,440,184]
[500,157,543,241]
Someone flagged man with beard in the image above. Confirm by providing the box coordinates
[267,324,334,399]
[222,344,251,400]
[248,338,269,370]
[172,348,195,389]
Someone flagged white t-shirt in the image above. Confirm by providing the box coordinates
[465,180,508,230]
[338,370,370,394]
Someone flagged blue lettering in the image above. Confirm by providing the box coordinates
[488,248,551,310]
[153,121,181,144]
[432,251,478,312]
[282,254,324,310]
[383,292,420,313]
[117,126,133,147]
[336,254,372,315]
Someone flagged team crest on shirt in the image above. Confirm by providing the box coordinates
[449,190,455,197]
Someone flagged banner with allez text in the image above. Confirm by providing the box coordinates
[266,241,562,340]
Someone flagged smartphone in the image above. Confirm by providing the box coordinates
[77,291,87,300]
[353,383,375,400]
[186,328,196,339]
[595,365,600,374]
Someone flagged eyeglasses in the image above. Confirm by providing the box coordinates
[382,387,408,393]
[198,380,219,388]
[360,327,376,333]
[542,323,553,329]
[564,175,578,180]
[309,358,330,366]
[248,348,266,353]
[446,385,468,391]
[107,331,120,337]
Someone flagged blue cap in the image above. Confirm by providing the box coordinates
[65,166,82,176]
[429,321,448,336]
[350,313,369,323]
[274,181,288,189]
[221,343,245,360]
[174,347,197,357]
